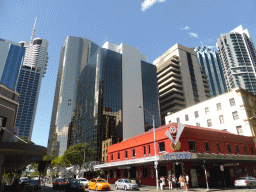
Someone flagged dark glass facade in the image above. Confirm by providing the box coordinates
[75,48,160,161]
[0,44,25,90]
[15,67,40,139]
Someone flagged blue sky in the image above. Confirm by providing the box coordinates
[1,0,256,147]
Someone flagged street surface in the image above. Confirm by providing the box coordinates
[41,183,256,192]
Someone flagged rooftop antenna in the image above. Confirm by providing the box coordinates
[30,17,37,44]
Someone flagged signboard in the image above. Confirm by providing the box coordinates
[159,152,197,161]
[165,122,185,151]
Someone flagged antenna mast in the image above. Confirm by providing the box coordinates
[30,17,37,44]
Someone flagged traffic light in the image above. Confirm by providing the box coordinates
[201,160,206,169]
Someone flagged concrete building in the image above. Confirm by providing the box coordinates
[0,38,25,90]
[165,87,256,141]
[47,36,99,156]
[74,42,161,161]
[0,83,19,142]
[153,44,211,125]
[15,27,49,140]
[217,25,256,95]
[194,46,228,97]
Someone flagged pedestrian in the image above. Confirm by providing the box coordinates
[172,175,177,190]
[167,174,172,190]
[185,174,189,191]
[160,176,165,190]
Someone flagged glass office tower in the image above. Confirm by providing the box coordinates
[74,43,160,161]
[0,39,25,90]
[194,46,228,97]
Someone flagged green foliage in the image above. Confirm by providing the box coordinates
[63,142,94,167]
[17,136,35,144]
[52,155,66,167]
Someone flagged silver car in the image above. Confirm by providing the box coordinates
[234,176,256,188]
[115,179,138,191]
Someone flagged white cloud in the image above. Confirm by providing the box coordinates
[189,33,199,38]
[141,0,166,12]
[181,26,190,30]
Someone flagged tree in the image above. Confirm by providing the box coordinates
[63,142,94,177]
[17,136,35,144]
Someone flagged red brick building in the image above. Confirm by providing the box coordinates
[95,123,256,188]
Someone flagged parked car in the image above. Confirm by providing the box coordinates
[69,179,84,191]
[53,178,68,189]
[21,179,41,191]
[77,178,89,188]
[234,176,256,188]
[88,178,111,191]
[115,178,138,190]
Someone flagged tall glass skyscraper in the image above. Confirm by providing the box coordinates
[0,38,25,90]
[194,46,228,97]
[74,42,161,161]
[47,36,99,156]
[15,19,49,140]
[217,25,256,95]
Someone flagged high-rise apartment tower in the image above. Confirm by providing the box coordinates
[216,25,256,95]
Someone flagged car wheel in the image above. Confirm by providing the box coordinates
[124,185,127,191]
[115,185,118,190]
[250,183,253,189]
[96,186,98,191]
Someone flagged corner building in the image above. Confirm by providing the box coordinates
[95,123,256,188]
[75,42,161,161]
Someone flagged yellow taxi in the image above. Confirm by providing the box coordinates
[88,178,111,191]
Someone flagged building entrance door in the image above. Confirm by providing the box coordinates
[175,164,182,178]
[130,167,136,178]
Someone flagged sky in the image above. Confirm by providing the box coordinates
[1,0,256,147]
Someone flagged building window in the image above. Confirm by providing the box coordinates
[227,144,232,154]
[196,122,200,127]
[143,146,146,156]
[207,119,212,127]
[159,142,165,153]
[236,126,243,135]
[185,114,189,121]
[229,98,236,106]
[243,146,248,155]
[111,154,113,161]
[194,111,199,118]
[189,141,196,151]
[235,145,240,154]
[205,142,210,152]
[216,103,222,111]
[132,148,135,157]
[176,118,180,123]
[125,150,128,159]
[205,107,209,114]
[148,145,151,155]
[250,146,255,155]
[117,152,120,160]
[219,115,224,124]
[216,143,221,153]
[232,111,239,120]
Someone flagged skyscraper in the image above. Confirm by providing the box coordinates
[15,18,49,140]
[74,42,161,161]
[194,46,228,97]
[216,25,256,95]
[153,44,211,125]
[0,38,25,90]
[47,36,99,156]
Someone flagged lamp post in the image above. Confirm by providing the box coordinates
[136,105,159,189]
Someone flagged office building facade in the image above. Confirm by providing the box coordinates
[153,44,211,125]
[15,37,49,140]
[0,38,25,90]
[74,42,161,161]
[165,87,256,140]
[194,46,228,97]
[216,25,256,95]
[47,36,99,156]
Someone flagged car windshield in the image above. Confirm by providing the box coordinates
[57,179,66,182]
[73,180,80,184]
[97,179,107,183]
[237,177,247,180]
[79,179,87,181]
[29,180,39,184]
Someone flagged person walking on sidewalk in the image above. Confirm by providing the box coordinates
[167,175,172,190]
[172,175,177,190]
[185,174,189,191]
[160,176,165,190]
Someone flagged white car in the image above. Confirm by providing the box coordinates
[115,179,138,191]
[234,176,256,188]
[77,178,89,187]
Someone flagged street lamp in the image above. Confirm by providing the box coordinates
[136,105,159,189]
